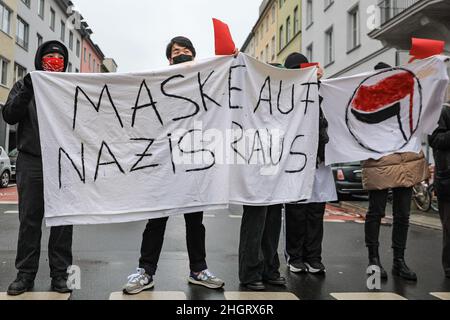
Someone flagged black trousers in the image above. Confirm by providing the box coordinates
[15,152,73,280]
[365,187,412,255]
[285,203,326,264]
[438,199,450,273]
[139,212,207,276]
[239,205,282,284]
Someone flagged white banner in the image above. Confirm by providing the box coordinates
[31,54,320,226]
[321,56,449,166]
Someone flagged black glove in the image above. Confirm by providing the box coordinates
[23,73,33,89]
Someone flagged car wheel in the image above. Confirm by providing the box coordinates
[0,171,10,188]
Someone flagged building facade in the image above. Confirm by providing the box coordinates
[277,0,302,64]
[242,0,278,64]
[0,0,115,151]
[0,0,18,151]
[301,0,398,78]
[15,0,83,76]
[80,34,104,73]
[0,0,17,105]
[102,57,117,73]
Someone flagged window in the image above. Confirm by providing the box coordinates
[60,21,65,42]
[324,0,334,10]
[37,33,43,48]
[21,0,30,8]
[325,27,334,65]
[93,58,96,71]
[38,0,45,19]
[0,57,8,86]
[68,62,72,72]
[0,2,12,34]
[307,0,313,26]
[279,25,284,50]
[271,36,276,61]
[75,68,79,73]
[286,16,291,44]
[265,17,269,32]
[306,43,313,62]
[50,8,55,30]
[294,6,299,34]
[76,39,81,57]
[84,47,87,61]
[16,16,29,50]
[69,31,73,50]
[14,63,27,82]
[265,44,269,62]
[279,0,284,9]
[348,5,360,51]
[271,5,276,24]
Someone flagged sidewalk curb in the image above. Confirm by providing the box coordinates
[338,201,442,231]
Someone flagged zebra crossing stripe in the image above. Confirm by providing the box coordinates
[330,292,407,300]
[224,292,299,300]
[0,292,70,300]
[430,292,450,300]
[109,291,186,300]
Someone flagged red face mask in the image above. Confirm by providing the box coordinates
[42,57,65,72]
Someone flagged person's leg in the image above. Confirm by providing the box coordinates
[15,155,44,281]
[8,154,43,295]
[262,205,283,282]
[438,199,450,276]
[285,204,307,265]
[48,225,73,279]
[139,217,169,276]
[365,189,389,279]
[184,212,207,273]
[239,206,267,286]
[391,187,417,281]
[304,203,326,264]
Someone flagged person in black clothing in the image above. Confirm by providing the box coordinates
[429,102,450,278]
[122,37,224,295]
[238,62,288,291]
[2,40,73,296]
[283,52,330,275]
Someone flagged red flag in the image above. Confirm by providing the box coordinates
[213,18,236,55]
[409,38,445,62]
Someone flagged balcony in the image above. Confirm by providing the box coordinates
[378,0,422,25]
[369,0,450,50]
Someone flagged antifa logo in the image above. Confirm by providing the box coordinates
[345,68,423,153]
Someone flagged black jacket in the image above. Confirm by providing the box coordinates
[429,105,450,176]
[2,40,69,158]
[2,81,41,157]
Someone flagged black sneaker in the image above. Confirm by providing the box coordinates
[264,276,286,286]
[288,262,308,273]
[51,276,73,294]
[242,281,265,291]
[7,277,34,296]
[305,261,326,274]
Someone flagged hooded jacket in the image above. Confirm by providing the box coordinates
[2,40,68,158]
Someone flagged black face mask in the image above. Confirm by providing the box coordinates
[172,54,193,65]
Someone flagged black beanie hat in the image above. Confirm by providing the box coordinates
[374,62,392,70]
[35,40,69,71]
[166,36,196,60]
[284,52,309,69]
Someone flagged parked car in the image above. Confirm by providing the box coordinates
[8,148,17,180]
[331,162,367,200]
[0,147,12,188]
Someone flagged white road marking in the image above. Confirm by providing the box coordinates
[225,292,299,300]
[109,291,186,300]
[430,292,450,300]
[0,292,70,300]
[330,292,407,300]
